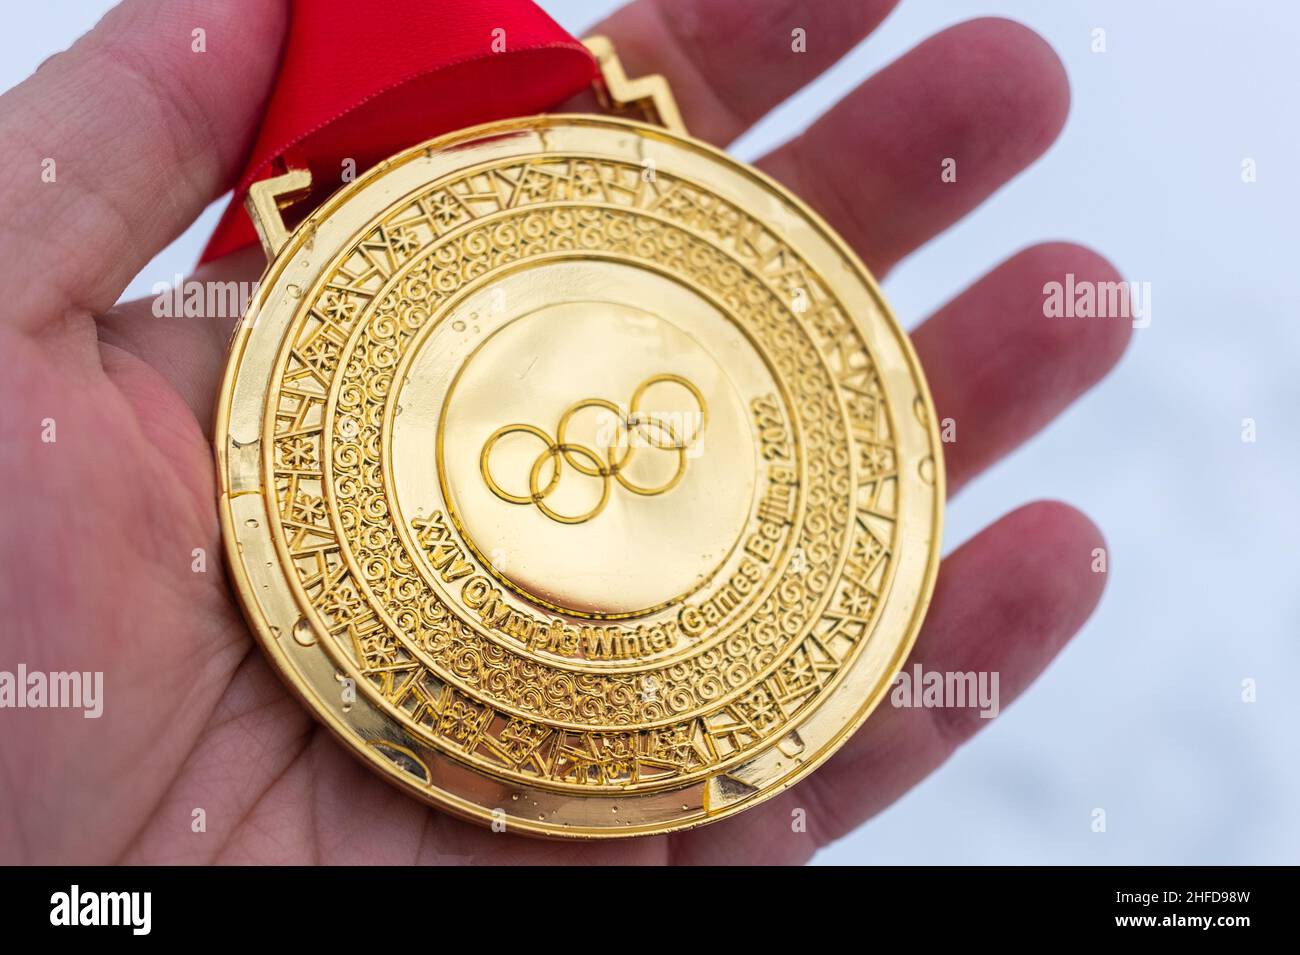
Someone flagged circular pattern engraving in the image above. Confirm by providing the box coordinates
[218,116,943,837]
[439,296,757,619]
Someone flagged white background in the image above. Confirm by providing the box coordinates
[4,0,1296,864]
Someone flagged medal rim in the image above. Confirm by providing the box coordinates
[216,113,945,838]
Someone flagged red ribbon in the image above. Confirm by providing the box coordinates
[202,0,596,262]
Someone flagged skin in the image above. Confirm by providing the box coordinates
[0,0,1130,864]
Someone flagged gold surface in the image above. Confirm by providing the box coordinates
[429,267,761,619]
[216,45,943,838]
[584,36,685,134]
[245,168,311,259]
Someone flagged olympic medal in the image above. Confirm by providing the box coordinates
[217,105,943,837]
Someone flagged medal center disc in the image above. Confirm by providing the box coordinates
[387,257,769,623]
[427,285,758,619]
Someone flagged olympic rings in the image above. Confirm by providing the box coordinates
[479,374,707,524]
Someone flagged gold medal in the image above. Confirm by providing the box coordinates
[217,39,943,837]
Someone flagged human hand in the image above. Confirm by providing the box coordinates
[0,0,1128,864]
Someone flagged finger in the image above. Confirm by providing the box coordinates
[758,18,1070,276]
[0,0,287,332]
[591,0,900,145]
[798,501,1107,848]
[96,244,266,429]
[914,242,1133,497]
[673,500,1106,863]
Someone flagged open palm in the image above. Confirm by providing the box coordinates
[0,0,1129,865]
